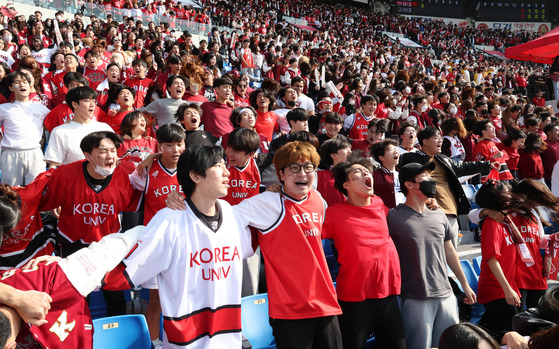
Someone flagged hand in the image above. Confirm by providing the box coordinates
[426,198,439,210]
[462,285,477,305]
[492,151,504,159]
[11,290,52,326]
[504,287,521,307]
[108,108,118,117]
[266,183,281,193]
[51,206,61,219]
[501,331,528,349]
[483,208,504,224]
[165,190,186,210]
[491,161,501,171]
[23,255,62,269]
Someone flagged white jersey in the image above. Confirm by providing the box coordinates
[119,200,253,348]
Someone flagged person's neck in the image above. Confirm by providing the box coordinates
[15,96,29,103]
[120,105,134,112]
[404,194,427,213]
[131,132,143,140]
[216,96,227,104]
[401,141,414,150]
[347,193,371,207]
[363,110,373,117]
[258,107,268,113]
[160,157,177,171]
[190,191,217,216]
[423,149,436,157]
[73,113,91,124]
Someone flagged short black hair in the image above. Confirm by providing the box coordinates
[371,139,398,163]
[472,119,493,137]
[175,102,202,124]
[324,112,343,125]
[332,154,374,196]
[131,58,148,68]
[63,72,89,88]
[398,121,417,138]
[320,138,351,167]
[361,94,379,105]
[6,70,30,86]
[80,131,122,154]
[249,88,276,110]
[166,74,188,91]
[156,124,186,144]
[229,106,257,128]
[227,127,260,154]
[286,108,309,124]
[417,126,440,147]
[177,145,225,197]
[66,86,98,111]
[368,118,390,134]
[120,111,144,137]
[213,76,233,88]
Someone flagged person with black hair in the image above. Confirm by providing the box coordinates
[51,53,81,95]
[103,145,254,348]
[44,86,113,168]
[250,88,280,141]
[518,132,546,182]
[438,323,501,349]
[343,94,379,141]
[138,74,188,127]
[44,72,98,132]
[316,112,347,146]
[273,87,299,134]
[499,127,527,179]
[372,139,405,209]
[351,118,389,158]
[323,155,404,349]
[473,119,514,182]
[0,71,50,186]
[387,162,476,349]
[200,76,234,138]
[175,102,217,147]
[116,111,157,173]
[317,138,351,206]
[123,58,154,108]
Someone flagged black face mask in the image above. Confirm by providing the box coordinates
[418,179,437,198]
[287,100,296,107]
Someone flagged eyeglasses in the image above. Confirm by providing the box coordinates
[238,84,247,88]
[286,162,316,174]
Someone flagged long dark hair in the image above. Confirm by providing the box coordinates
[0,184,21,247]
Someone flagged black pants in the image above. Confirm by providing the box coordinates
[479,298,518,336]
[270,315,342,349]
[520,288,547,310]
[338,295,406,349]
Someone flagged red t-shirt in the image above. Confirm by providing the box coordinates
[200,101,234,138]
[182,92,208,105]
[508,213,547,290]
[44,104,106,132]
[316,169,345,206]
[117,137,158,173]
[223,157,261,206]
[254,111,279,141]
[322,198,401,301]
[518,150,544,180]
[83,67,107,90]
[477,218,519,304]
[473,139,513,182]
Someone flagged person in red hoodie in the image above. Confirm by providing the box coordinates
[518,132,546,182]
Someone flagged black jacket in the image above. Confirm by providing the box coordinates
[399,150,492,215]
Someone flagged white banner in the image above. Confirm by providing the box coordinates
[475,21,551,34]
[401,15,469,27]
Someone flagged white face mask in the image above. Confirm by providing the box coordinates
[190,83,200,93]
[420,105,428,113]
[3,35,11,42]
[449,107,457,115]
[89,157,115,177]
[404,87,411,94]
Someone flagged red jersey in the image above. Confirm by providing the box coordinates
[473,139,513,182]
[223,157,260,205]
[83,67,107,90]
[347,113,371,141]
[40,161,141,244]
[1,262,94,349]
[518,150,544,180]
[508,213,547,290]
[117,137,158,173]
[477,218,519,304]
[182,92,208,105]
[141,159,182,224]
[99,110,128,133]
[0,170,54,270]
[322,198,401,301]
[234,94,249,107]
[124,77,154,108]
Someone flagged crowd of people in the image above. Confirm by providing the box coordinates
[0,0,558,348]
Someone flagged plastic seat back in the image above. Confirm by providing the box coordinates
[93,314,151,349]
[460,260,479,294]
[241,294,276,348]
[473,256,482,276]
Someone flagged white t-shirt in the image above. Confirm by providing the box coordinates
[0,100,49,149]
[44,120,113,165]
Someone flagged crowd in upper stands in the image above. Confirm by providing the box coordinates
[0,0,558,347]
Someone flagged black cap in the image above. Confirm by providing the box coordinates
[399,162,436,184]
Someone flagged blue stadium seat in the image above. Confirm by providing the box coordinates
[322,239,339,281]
[462,184,476,202]
[460,260,478,293]
[93,314,151,349]
[473,256,482,276]
[89,290,108,319]
[241,294,276,349]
